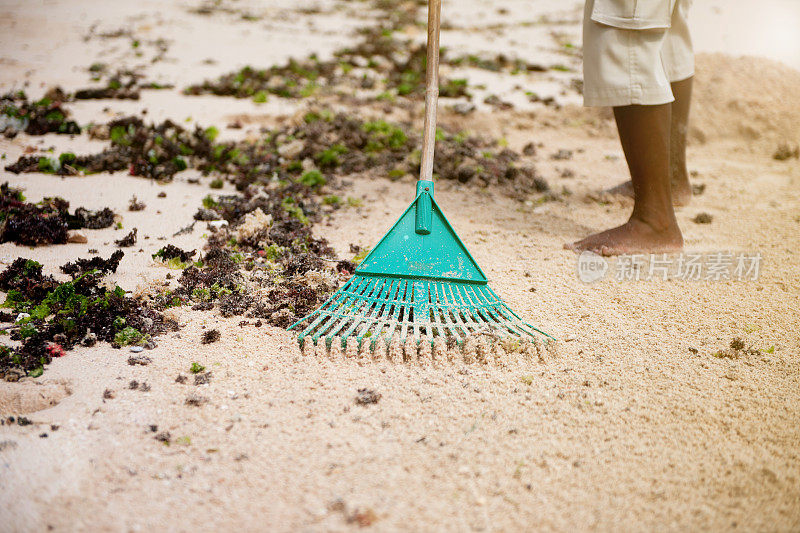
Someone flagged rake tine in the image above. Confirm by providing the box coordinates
[292,276,355,339]
[302,277,359,342]
[434,281,460,339]
[296,275,553,353]
[452,283,484,335]
[469,285,516,336]
[441,283,470,339]
[370,278,401,345]
[470,285,529,338]
[395,279,411,343]
[458,284,499,335]
[354,277,391,343]
[339,277,382,341]
[312,276,370,343]
[486,286,554,340]
[324,277,377,341]
[426,280,443,339]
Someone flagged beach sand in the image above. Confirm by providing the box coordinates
[1,1,799,531]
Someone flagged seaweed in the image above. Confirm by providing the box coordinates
[60,250,125,278]
[5,116,213,181]
[0,258,59,303]
[74,69,143,100]
[201,329,220,344]
[152,245,195,263]
[6,107,539,197]
[182,0,564,106]
[128,195,146,211]
[114,228,138,247]
[0,183,116,246]
[0,256,176,380]
[183,10,473,102]
[692,213,713,224]
[65,207,116,230]
[0,88,80,138]
[0,205,68,246]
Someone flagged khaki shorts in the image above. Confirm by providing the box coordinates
[583,0,694,107]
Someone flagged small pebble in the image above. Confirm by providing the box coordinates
[67,231,88,244]
[129,346,144,353]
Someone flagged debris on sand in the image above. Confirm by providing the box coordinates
[84,117,213,180]
[61,250,124,278]
[712,337,762,359]
[147,183,339,327]
[773,143,799,161]
[194,371,212,385]
[183,27,469,102]
[0,5,551,358]
[115,228,138,247]
[0,88,80,138]
[82,331,97,347]
[0,191,68,246]
[5,116,214,181]
[0,256,176,380]
[197,112,541,194]
[128,354,152,366]
[75,69,144,101]
[75,86,139,101]
[483,94,513,110]
[185,393,208,407]
[69,207,116,230]
[0,183,116,246]
[692,212,713,224]
[131,109,542,330]
[355,388,381,405]
[128,380,151,391]
[6,108,542,197]
[184,0,567,106]
[551,149,573,160]
[201,329,220,344]
[128,195,146,211]
[347,508,379,528]
[152,244,196,265]
[235,208,272,244]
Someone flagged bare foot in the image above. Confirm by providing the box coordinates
[564,218,683,256]
[602,179,692,207]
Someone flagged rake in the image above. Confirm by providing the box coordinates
[289,0,555,352]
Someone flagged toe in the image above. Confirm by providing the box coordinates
[600,245,621,256]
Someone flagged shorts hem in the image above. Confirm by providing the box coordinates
[583,87,674,107]
[590,13,671,30]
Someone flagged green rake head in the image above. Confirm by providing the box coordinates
[289,181,554,348]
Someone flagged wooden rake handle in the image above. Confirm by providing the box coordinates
[419,0,441,184]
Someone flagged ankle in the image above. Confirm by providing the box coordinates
[629,210,679,234]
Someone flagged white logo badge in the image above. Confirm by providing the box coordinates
[577,251,608,283]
